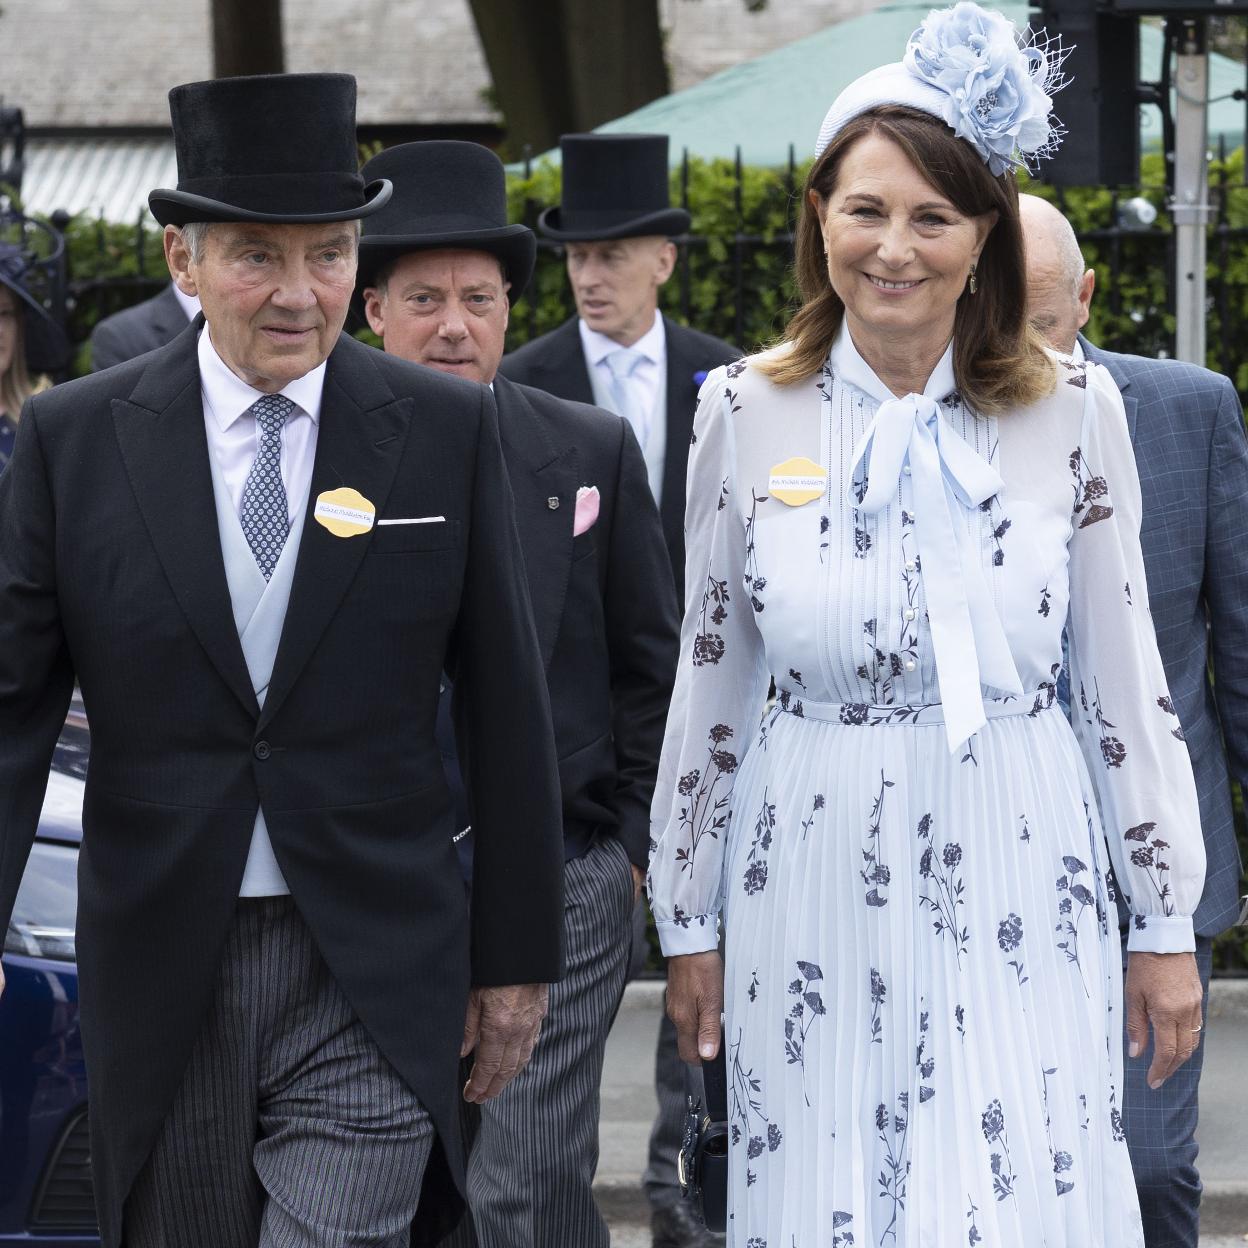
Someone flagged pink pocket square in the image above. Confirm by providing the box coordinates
[573,485,600,536]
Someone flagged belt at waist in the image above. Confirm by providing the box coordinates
[772,684,1058,728]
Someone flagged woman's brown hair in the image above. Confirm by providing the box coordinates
[758,105,1054,414]
[0,292,42,423]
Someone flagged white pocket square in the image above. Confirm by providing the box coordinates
[376,515,446,526]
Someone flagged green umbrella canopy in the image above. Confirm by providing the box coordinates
[524,2,1245,168]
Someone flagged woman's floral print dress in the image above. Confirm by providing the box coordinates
[648,327,1205,1248]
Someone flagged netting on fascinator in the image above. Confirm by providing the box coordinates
[815,2,1072,176]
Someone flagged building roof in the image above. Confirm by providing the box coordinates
[589,2,1247,165]
[19,138,179,221]
[0,0,497,129]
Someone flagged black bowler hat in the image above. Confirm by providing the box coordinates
[538,133,690,242]
[356,142,535,296]
[0,242,70,375]
[148,73,392,227]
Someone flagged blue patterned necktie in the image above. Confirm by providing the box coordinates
[603,347,649,448]
[240,394,294,581]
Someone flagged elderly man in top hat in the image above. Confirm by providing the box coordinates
[0,74,565,1248]
[501,131,738,1248]
[356,139,680,1248]
[1019,194,1248,1248]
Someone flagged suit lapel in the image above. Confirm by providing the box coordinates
[151,285,187,340]
[533,318,595,406]
[1080,335,1138,443]
[495,377,578,669]
[111,323,260,719]
[259,337,414,730]
[660,319,697,545]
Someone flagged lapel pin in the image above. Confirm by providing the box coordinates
[314,487,376,537]
[547,496,560,510]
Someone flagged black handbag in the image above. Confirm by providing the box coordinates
[677,1047,729,1232]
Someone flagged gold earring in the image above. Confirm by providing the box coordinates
[968,263,979,295]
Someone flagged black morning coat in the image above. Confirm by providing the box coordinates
[0,323,566,1247]
[446,375,680,870]
[89,283,190,372]
[498,315,740,601]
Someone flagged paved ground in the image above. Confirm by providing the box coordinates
[596,979,1248,1245]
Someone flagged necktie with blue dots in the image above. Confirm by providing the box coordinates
[240,394,294,581]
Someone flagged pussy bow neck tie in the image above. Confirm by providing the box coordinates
[848,392,1022,751]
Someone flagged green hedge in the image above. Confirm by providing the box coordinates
[50,155,1248,973]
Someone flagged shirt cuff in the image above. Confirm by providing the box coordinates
[1126,913,1196,954]
[656,913,720,956]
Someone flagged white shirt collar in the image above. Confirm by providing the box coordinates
[830,322,958,407]
[171,284,202,323]
[198,325,325,431]
[1070,338,1086,364]
[579,310,667,368]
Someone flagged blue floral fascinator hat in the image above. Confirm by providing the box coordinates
[814,2,1071,176]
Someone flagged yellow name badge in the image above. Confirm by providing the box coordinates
[313,487,376,538]
[768,456,827,507]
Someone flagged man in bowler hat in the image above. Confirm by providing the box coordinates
[0,75,564,1248]
[501,132,738,1248]
[357,139,679,1248]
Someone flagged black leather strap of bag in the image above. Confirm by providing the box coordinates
[702,1046,728,1122]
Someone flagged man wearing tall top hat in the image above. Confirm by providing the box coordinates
[500,132,738,1248]
[0,74,565,1248]
[356,140,679,1248]
[499,133,739,601]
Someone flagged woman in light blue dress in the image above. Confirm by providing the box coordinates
[648,8,1206,1246]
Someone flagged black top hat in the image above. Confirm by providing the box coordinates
[148,73,392,227]
[0,242,70,375]
[538,133,690,242]
[356,142,535,296]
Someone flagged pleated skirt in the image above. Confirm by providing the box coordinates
[720,702,1143,1248]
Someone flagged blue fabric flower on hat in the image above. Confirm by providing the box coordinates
[904,2,1068,176]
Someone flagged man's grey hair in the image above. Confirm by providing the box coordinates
[175,218,362,264]
[1019,195,1087,296]
[177,221,214,264]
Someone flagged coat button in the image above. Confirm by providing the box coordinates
[547,496,560,510]
[253,740,272,761]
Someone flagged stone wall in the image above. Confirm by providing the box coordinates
[0,0,876,129]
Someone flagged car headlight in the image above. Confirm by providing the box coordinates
[4,842,78,962]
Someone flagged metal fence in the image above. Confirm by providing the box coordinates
[48,142,1248,390]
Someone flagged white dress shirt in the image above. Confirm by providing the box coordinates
[172,284,202,323]
[198,326,324,520]
[198,327,325,896]
[580,311,668,501]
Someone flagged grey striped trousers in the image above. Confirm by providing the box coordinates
[126,896,434,1248]
[445,833,634,1248]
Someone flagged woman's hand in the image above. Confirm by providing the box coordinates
[1125,951,1203,1090]
[667,950,724,1064]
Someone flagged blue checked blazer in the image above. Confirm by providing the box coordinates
[1082,337,1247,936]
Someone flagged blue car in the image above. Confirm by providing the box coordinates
[0,709,98,1244]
